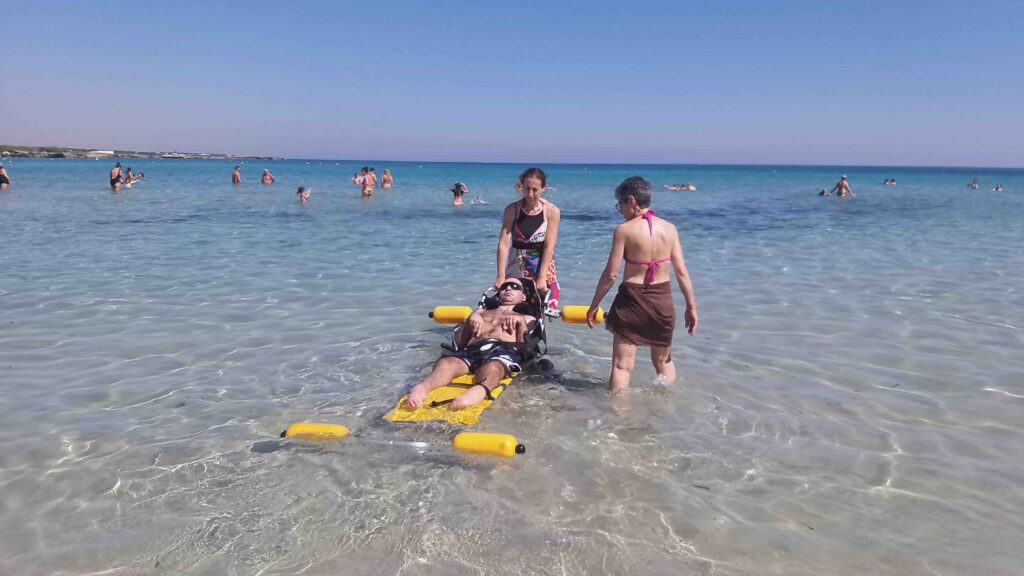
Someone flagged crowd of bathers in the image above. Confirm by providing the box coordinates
[664,183,697,191]
[818,175,1008,197]
[106,162,144,191]
[350,166,393,198]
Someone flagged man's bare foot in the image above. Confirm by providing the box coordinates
[450,385,488,410]
[406,384,429,408]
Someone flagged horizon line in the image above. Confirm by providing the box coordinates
[4,144,1021,171]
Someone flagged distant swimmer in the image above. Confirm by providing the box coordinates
[261,169,275,184]
[0,163,10,190]
[109,162,123,191]
[297,186,311,203]
[124,167,134,188]
[451,181,468,206]
[883,178,897,185]
[818,188,830,196]
[232,165,242,184]
[993,184,1003,192]
[831,175,854,197]
[969,179,979,190]
[381,168,393,189]
[471,195,488,204]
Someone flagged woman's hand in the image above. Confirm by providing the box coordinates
[586,305,601,329]
[492,275,506,291]
[684,308,698,335]
[535,277,548,294]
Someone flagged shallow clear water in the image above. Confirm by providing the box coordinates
[1,158,1022,575]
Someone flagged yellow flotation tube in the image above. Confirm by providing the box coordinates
[429,306,473,323]
[280,421,524,457]
[280,422,350,440]
[453,432,525,457]
[560,305,603,324]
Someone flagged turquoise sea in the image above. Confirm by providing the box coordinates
[1,158,1023,575]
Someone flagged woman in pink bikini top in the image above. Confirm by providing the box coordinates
[585,176,698,392]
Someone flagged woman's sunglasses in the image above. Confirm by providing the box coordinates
[499,282,524,292]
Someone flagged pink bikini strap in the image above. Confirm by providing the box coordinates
[624,210,669,284]
[640,209,656,234]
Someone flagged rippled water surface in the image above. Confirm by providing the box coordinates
[1,159,1023,575]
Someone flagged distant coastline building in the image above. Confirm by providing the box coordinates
[85,150,115,158]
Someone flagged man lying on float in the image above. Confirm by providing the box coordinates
[406,277,536,410]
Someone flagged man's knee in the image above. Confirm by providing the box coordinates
[435,356,468,373]
[476,360,506,381]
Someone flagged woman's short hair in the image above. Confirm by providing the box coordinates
[615,176,652,208]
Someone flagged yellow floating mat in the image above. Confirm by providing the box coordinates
[384,374,513,426]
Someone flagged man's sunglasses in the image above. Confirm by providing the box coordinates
[499,282,524,292]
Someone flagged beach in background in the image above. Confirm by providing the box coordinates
[1,158,1023,575]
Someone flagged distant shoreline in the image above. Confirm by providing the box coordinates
[0,144,283,162]
[3,145,1022,171]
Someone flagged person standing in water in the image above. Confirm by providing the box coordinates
[359,166,375,197]
[494,167,561,313]
[0,164,10,190]
[586,176,698,391]
[831,175,854,197]
[451,182,468,205]
[109,162,123,191]
[381,169,393,188]
[261,169,275,184]
[232,165,242,184]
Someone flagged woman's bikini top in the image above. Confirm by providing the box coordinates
[624,210,670,284]
[512,200,547,251]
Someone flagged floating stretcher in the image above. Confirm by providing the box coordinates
[282,278,602,457]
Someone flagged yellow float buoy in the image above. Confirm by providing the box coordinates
[429,306,473,324]
[280,422,350,440]
[452,432,525,457]
[560,305,603,324]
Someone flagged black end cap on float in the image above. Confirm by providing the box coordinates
[515,444,526,455]
[280,430,287,438]
[428,311,434,319]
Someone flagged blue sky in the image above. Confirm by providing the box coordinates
[2,1,1022,166]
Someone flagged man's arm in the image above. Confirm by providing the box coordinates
[515,314,535,343]
[457,309,486,347]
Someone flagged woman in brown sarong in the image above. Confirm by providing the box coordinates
[586,176,698,391]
